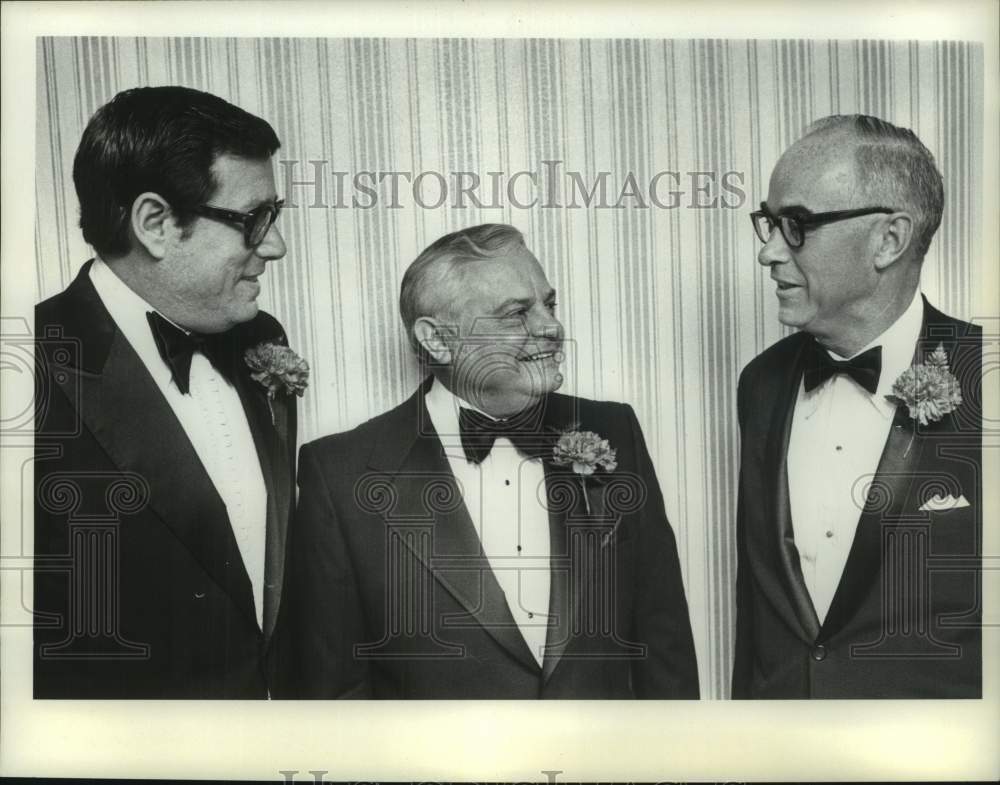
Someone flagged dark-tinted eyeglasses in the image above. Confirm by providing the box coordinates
[750,203,895,249]
[190,198,284,248]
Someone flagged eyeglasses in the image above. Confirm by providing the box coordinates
[190,199,284,248]
[750,203,895,249]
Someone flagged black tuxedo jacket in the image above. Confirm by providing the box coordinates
[732,298,982,698]
[273,382,699,698]
[34,261,297,698]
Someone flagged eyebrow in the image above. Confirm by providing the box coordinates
[493,296,533,314]
[492,288,557,314]
[764,201,815,217]
[237,194,280,212]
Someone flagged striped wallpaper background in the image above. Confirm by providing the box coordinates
[34,37,983,699]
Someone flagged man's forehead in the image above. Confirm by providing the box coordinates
[209,154,277,206]
[470,249,538,280]
[768,140,859,210]
[458,251,549,305]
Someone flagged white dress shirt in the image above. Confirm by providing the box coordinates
[788,290,923,623]
[424,377,551,665]
[89,258,268,631]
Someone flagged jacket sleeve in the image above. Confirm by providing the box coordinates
[731,365,754,698]
[270,442,371,698]
[626,404,700,698]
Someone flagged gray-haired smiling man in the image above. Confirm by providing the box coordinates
[275,223,699,699]
[734,115,982,698]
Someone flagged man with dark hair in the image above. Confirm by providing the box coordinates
[34,86,302,698]
[734,114,982,698]
[274,224,699,699]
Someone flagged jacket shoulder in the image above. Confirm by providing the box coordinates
[548,391,631,414]
[36,289,64,320]
[923,301,981,341]
[36,279,82,328]
[546,391,633,430]
[236,309,288,345]
[300,394,414,468]
[739,331,810,383]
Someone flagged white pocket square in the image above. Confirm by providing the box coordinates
[919,493,970,512]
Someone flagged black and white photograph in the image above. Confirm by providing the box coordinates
[2,0,997,781]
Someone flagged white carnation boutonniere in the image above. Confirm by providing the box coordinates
[550,426,618,514]
[244,341,310,423]
[887,344,963,454]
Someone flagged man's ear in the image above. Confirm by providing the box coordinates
[413,317,453,364]
[130,192,177,260]
[873,211,915,271]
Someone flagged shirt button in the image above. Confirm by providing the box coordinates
[527,612,534,619]
[825,530,834,538]
[504,479,511,486]
[835,445,843,452]
[811,644,827,662]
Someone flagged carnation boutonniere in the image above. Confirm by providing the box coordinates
[550,425,618,514]
[886,343,963,454]
[244,341,310,423]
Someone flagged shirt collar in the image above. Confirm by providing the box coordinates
[425,376,537,460]
[424,375,475,455]
[831,288,924,400]
[800,289,923,420]
[88,257,176,385]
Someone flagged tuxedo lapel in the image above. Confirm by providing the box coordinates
[367,386,539,673]
[47,265,259,632]
[819,406,925,638]
[202,320,296,640]
[537,395,612,682]
[762,336,822,641]
[539,460,611,681]
[541,459,574,681]
[231,365,290,641]
[819,298,954,639]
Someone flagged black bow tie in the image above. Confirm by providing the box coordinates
[147,311,233,395]
[804,341,882,396]
[458,404,549,464]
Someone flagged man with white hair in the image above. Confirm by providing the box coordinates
[275,224,699,698]
[733,115,982,698]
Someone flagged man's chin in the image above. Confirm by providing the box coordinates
[201,303,260,334]
[776,305,810,331]
[520,364,564,397]
[232,301,261,324]
[514,371,564,405]
[453,361,565,413]
[466,382,555,417]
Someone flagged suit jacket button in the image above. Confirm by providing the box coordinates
[811,644,827,662]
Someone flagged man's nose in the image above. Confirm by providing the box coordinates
[532,313,564,344]
[757,229,790,268]
[256,223,287,261]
